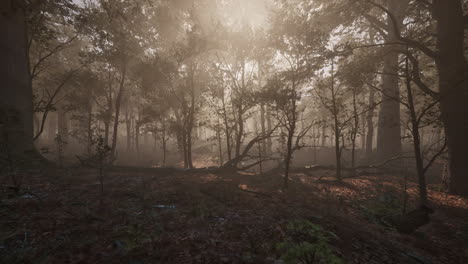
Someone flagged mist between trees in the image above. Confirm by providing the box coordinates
[2,0,468,227]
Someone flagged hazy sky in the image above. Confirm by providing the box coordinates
[72,0,270,29]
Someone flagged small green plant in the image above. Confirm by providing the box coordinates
[125,223,145,251]
[354,192,403,227]
[277,220,343,264]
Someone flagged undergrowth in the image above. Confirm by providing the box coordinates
[277,220,343,264]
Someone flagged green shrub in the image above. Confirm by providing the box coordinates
[277,220,343,264]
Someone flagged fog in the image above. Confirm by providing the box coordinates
[2,0,468,262]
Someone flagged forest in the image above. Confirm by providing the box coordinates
[1,0,468,263]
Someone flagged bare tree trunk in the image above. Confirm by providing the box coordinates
[33,114,40,139]
[266,106,273,154]
[104,70,113,146]
[47,112,57,142]
[260,103,266,155]
[182,131,188,168]
[125,106,131,152]
[110,63,127,161]
[376,0,409,161]
[221,96,232,161]
[284,122,294,189]
[235,103,243,159]
[405,53,427,207]
[283,87,298,189]
[86,100,93,155]
[312,126,317,164]
[217,117,224,166]
[0,3,34,155]
[361,111,366,151]
[330,59,342,180]
[351,88,359,168]
[186,69,196,168]
[57,106,68,140]
[135,110,140,153]
[433,0,468,195]
[366,88,376,158]
[321,125,326,147]
[161,118,167,166]
[187,128,193,168]
[104,119,110,146]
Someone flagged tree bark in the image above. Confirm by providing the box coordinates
[351,88,359,168]
[0,2,34,156]
[376,0,409,160]
[135,109,140,153]
[330,59,342,180]
[266,105,273,153]
[284,89,297,189]
[110,63,127,161]
[433,0,468,196]
[57,106,68,140]
[405,52,427,207]
[366,87,375,158]
[125,106,131,152]
[160,117,167,166]
[86,99,93,155]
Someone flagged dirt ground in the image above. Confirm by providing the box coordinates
[1,166,467,263]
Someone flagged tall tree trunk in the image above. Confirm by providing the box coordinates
[260,103,266,155]
[405,52,427,207]
[351,88,359,168]
[104,118,110,146]
[312,126,317,164]
[125,106,131,152]
[0,2,34,155]
[57,106,68,140]
[366,87,376,158]
[221,96,232,161]
[217,117,224,166]
[284,122,294,189]
[186,68,195,169]
[47,112,57,142]
[433,0,468,196]
[376,0,410,160]
[361,111,366,151]
[104,70,113,146]
[284,91,297,189]
[135,110,140,153]
[258,60,267,156]
[266,105,273,153]
[182,131,188,168]
[321,125,326,147]
[235,58,246,159]
[235,103,243,159]
[33,114,40,139]
[187,127,193,168]
[86,99,93,155]
[110,64,127,161]
[161,117,167,166]
[331,59,342,180]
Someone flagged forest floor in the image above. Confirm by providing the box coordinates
[1,165,468,263]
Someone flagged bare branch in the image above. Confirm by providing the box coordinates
[423,138,447,174]
[33,65,84,141]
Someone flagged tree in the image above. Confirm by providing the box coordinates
[364,0,468,195]
[431,0,468,196]
[373,0,410,161]
[0,1,34,156]
[85,0,151,162]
